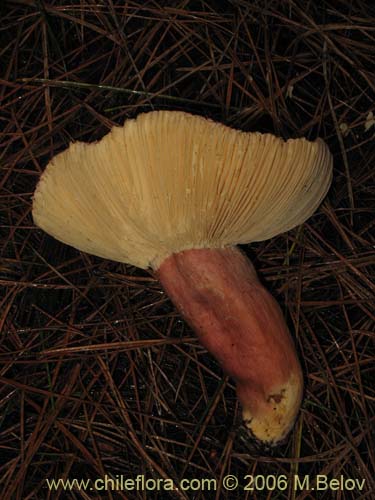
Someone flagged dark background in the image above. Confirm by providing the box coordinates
[1,1,374,498]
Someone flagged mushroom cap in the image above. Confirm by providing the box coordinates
[33,111,333,269]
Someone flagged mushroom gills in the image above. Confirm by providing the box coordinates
[32,110,332,444]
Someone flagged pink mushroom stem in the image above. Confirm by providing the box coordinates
[157,246,303,444]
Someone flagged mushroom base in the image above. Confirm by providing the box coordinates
[157,246,303,445]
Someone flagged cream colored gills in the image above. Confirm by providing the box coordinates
[32,110,333,445]
[33,111,332,270]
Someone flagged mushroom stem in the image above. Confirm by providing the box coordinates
[157,246,303,445]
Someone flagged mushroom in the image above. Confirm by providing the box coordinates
[32,111,333,445]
